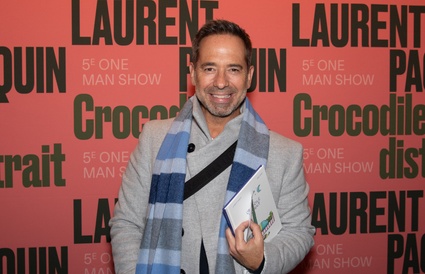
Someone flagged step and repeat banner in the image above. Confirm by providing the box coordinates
[1,0,424,273]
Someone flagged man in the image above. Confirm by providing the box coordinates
[110,20,315,274]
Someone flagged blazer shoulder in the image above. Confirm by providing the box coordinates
[269,130,303,153]
[140,118,175,139]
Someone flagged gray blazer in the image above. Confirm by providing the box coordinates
[110,102,315,274]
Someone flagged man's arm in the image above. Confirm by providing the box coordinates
[109,122,161,274]
[261,134,315,273]
[224,134,314,274]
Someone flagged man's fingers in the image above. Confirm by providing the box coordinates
[249,222,263,242]
[234,220,249,244]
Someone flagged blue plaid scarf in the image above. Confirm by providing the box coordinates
[136,96,270,274]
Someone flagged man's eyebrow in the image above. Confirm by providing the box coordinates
[228,64,244,69]
[198,63,244,69]
[199,62,216,68]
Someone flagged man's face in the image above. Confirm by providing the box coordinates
[190,34,254,121]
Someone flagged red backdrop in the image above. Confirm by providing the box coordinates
[1,1,424,273]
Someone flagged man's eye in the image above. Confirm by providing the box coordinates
[204,67,215,72]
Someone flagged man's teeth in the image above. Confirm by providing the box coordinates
[212,94,231,98]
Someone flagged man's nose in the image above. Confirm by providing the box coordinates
[213,70,229,89]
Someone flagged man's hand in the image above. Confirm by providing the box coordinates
[225,220,264,271]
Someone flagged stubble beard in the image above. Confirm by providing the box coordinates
[196,87,246,118]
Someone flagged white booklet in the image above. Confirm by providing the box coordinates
[223,165,282,242]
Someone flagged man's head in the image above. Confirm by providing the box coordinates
[190,20,254,122]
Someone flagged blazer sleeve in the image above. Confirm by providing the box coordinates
[261,132,315,274]
[109,120,167,274]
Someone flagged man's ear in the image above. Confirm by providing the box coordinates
[246,65,254,88]
[189,62,196,85]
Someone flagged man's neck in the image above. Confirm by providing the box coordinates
[204,110,240,139]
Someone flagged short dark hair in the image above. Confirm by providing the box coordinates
[192,19,253,68]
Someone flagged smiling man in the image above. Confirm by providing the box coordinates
[110,19,315,274]
[190,33,253,127]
